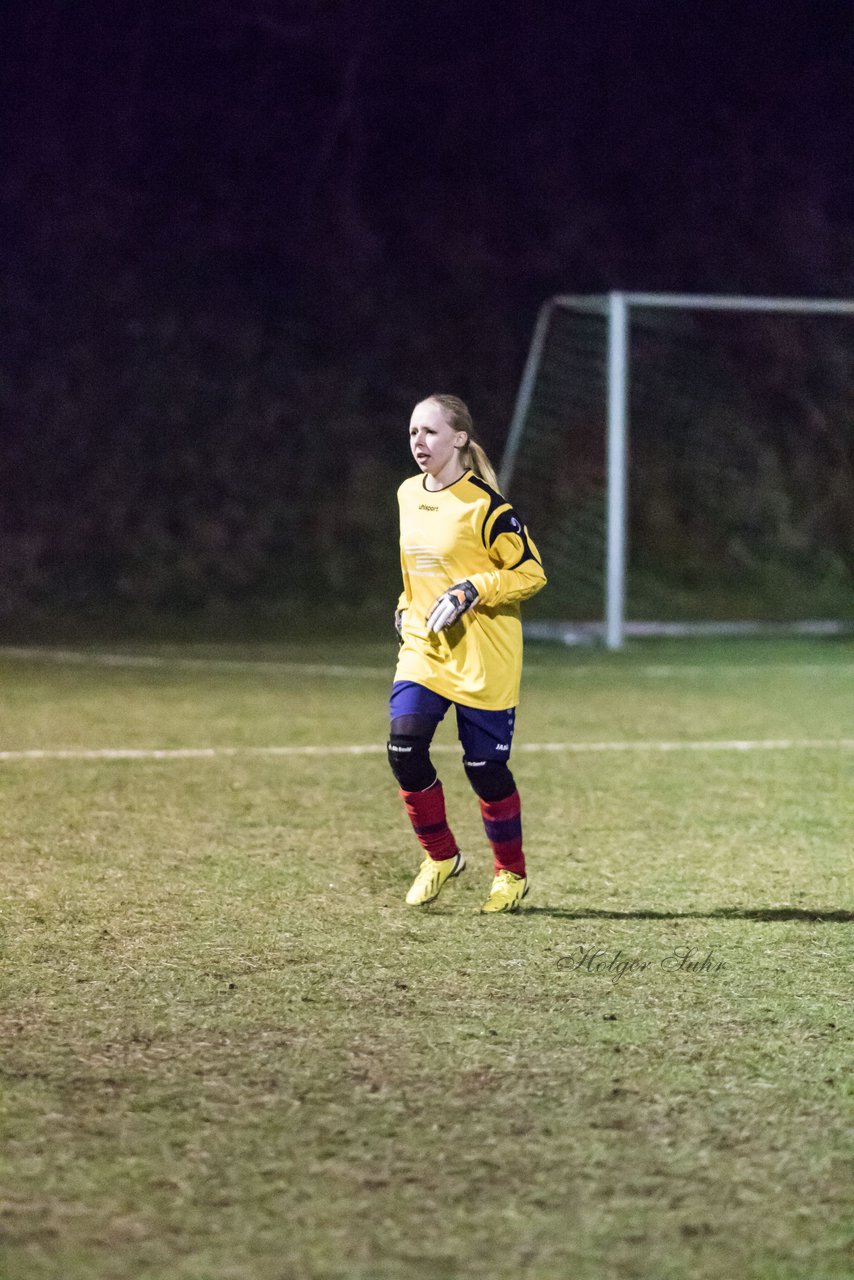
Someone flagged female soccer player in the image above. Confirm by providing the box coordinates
[388,394,547,913]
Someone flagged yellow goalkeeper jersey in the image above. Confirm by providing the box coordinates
[394,470,546,710]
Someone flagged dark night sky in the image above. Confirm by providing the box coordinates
[5,0,853,300]
[1,1,853,615]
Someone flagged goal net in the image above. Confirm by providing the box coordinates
[500,293,854,646]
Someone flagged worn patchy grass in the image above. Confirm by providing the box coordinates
[0,639,852,1280]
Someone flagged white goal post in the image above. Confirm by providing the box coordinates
[500,292,854,649]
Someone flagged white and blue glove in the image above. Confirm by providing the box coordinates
[426,580,479,633]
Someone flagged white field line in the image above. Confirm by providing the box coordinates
[0,647,387,678]
[1,739,853,763]
[0,646,852,680]
[586,663,854,678]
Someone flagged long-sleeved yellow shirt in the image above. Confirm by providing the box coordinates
[394,470,546,709]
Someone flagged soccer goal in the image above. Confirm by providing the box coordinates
[500,292,854,648]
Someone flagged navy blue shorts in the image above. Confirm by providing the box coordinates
[389,680,516,762]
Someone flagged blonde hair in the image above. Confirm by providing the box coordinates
[428,394,502,493]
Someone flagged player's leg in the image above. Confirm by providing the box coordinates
[457,705,529,913]
[388,682,465,905]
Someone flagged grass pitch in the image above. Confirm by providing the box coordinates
[1,637,852,1280]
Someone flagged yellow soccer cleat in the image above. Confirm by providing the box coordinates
[480,870,529,914]
[405,852,466,906]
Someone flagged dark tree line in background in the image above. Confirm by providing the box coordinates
[2,0,852,623]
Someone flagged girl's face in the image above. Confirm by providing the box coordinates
[409,399,467,481]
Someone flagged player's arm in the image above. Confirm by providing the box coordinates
[466,505,546,607]
[396,545,411,639]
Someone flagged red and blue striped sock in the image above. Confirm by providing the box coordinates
[479,789,525,877]
[400,779,459,862]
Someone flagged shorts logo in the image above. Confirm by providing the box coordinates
[419,504,439,512]
[496,743,509,752]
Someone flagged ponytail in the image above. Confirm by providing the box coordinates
[428,394,504,495]
[463,439,501,492]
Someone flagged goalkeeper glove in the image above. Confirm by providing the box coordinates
[394,608,405,643]
[426,580,478,633]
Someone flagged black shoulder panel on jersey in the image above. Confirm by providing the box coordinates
[468,475,504,502]
[469,475,508,547]
[487,507,525,545]
[490,512,543,570]
[508,541,542,570]
[502,535,541,570]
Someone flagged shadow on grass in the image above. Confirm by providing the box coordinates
[522,907,854,923]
